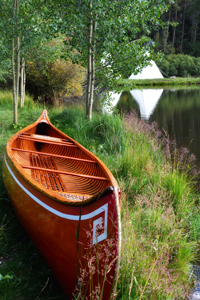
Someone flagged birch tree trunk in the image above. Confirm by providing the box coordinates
[12,0,20,124]
[12,34,17,124]
[16,0,20,111]
[23,66,26,106]
[12,0,17,124]
[16,37,20,109]
[86,5,93,119]
[20,58,25,107]
[88,20,96,120]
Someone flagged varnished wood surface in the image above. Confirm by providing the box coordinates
[7,110,119,204]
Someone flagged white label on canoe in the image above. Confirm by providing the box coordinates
[93,204,108,245]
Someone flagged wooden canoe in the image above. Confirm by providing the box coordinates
[2,110,121,300]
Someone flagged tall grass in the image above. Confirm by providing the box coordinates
[0,90,199,299]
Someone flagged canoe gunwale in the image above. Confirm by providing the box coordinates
[5,110,119,206]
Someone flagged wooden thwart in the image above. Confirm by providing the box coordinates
[18,133,77,147]
[12,148,96,164]
[22,165,108,181]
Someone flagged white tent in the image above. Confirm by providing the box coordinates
[130,89,163,120]
[129,60,163,80]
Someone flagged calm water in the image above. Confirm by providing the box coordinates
[107,87,200,165]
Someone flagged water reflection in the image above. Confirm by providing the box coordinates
[150,88,200,164]
[101,87,200,164]
[130,89,163,120]
[115,88,163,120]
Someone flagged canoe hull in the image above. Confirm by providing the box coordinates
[3,152,121,299]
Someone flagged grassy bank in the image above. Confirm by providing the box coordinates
[0,90,200,299]
[118,77,200,89]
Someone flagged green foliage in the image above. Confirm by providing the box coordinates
[152,0,200,57]
[26,37,86,104]
[27,58,85,104]
[156,54,200,78]
[58,0,170,91]
[0,274,13,282]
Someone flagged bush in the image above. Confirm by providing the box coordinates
[26,37,86,104]
[27,58,85,104]
[155,54,200,78]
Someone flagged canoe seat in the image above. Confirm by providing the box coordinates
[18,133,76,147]
[30,154,66,192]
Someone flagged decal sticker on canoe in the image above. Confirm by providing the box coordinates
[4,155,109,221]
[93,204,108,244]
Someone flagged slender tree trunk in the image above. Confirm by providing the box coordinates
[20,58,25,107]
[86,5,93,119]
[181,0,186,52]
[191,13,198,43]
[23,61,26,106]
[88,19,96,120]
[16,36,20,108]
[12,35,17,124]
[12,0,17,124]
[172,2,177,48]
[163,7,171,54]
[20,58,24,107]
[16,0,20,110]
[12,0,20,124]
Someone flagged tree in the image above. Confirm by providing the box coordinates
[57,0,171,119]
[0,0,59,123]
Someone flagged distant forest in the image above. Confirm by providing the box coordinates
[153,0,200,57]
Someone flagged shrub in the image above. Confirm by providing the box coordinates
[26,37,86,104]
[155,54,199,78]
[27,58,85,104]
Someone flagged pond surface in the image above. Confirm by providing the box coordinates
[104,87,200,165]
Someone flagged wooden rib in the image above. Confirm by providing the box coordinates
[21,165,108,181]
[12,148,96,164]
[39,156,51,189]
[49,157,65,192]
[17,135,77,147]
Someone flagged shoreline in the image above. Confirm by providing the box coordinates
[118,77,200,89]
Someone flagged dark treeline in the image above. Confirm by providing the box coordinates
[153,0,200,57]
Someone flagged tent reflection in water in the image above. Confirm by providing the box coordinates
[130,89,163,120]
[103,59,163,118]
[2,110,121,300]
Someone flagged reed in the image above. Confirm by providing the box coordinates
[0,91,199,299]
